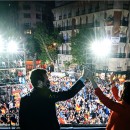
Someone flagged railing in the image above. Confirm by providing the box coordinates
[0,126,106,130]
[110,53,126,58]
[61,127,105,130]
[61,124,106,130]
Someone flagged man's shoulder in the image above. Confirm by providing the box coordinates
[21,94,32,102]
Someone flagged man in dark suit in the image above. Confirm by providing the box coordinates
[19,68,89,130]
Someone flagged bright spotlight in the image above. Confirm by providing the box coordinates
[91,38,112,57]
[0,44,4,52]
[0,36,4,52]
[7,41,18,53]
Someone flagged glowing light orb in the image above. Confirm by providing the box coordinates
[91,38,112,57]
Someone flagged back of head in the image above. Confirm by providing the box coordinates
[121,81,130,104]
[30,68,47,87]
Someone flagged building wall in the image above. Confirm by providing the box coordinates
[52,1,130,73]
[18,1,44,34]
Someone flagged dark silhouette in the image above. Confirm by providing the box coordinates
[19,68,88,130]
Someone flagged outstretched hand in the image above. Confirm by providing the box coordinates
[82,68,93,80]
[110,72,115,82]
[82,68,98,89]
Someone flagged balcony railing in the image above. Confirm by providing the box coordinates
[56,23,95,31]
[120,37,127,43]
[127,66,130,71]
[76,12,79,16]
[57,50,71,55]
[127,53,130,58]
[121,20,128,26]
[68,13,72,18]
[110,53,126,58]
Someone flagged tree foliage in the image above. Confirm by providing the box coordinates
[27,22,62,63]
[71,28,95,65]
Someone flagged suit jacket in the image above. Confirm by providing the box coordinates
[19,79,84,130]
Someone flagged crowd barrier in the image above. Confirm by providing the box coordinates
[0,124,106,129]
[61,127,105,130]
[61,125,106,130]
[0,126,106,130]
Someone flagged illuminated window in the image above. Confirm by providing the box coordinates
[24,29,32,34]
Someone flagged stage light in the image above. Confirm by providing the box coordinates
[7,41,18,53]
[91,38,112,58]
[0,44,4,52]
[0,36,4,52]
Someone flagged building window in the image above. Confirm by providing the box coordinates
[63,14,67,19]
[36,13,41,19]
[95,2,99,11]
[86,16,88,24]
[88,5,92,13]
[23,22,31,28]
[55,22,57,27]
[68,12,71,18]
[24,29,32,34]
[59,15,62,20]
[80,17,82,25]
[81,7,85,15]
[36,5,42,12]
[123,2,129,10]
[67,20,68,26]
[76,8,79,16]
[23,4,31,10]
[107,1,114,9]
[24,13,31,18]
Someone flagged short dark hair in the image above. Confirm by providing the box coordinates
[121,81,130,104]
[30,69,47,87]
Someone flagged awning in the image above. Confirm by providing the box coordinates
[26,60,41,65]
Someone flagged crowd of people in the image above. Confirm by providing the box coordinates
[0,70,125,127]
[49,74,113,125]
[0,83,32,127]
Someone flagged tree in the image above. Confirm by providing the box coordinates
[71,28,95,65]
[28,22,62,63]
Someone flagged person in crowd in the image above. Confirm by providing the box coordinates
[19,68,89,130]
[88,70,130,130]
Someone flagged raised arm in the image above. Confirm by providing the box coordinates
[87,70,126,115]
[49,68,91,102]
[110,73,120,101]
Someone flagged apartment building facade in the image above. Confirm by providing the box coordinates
[17,1,45,35]
[52,1,130,74]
